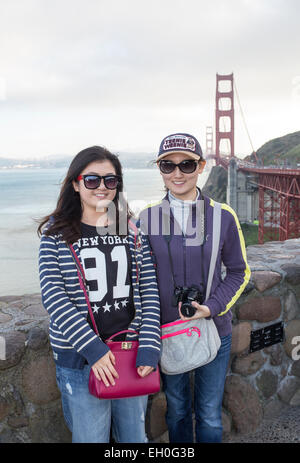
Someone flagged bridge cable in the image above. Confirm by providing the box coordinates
[234,80,257,158]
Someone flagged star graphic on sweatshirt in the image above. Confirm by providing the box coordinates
[121,299,128,308]
[114,301,120,310]
[92,304,100,314]
[102,302,111,313]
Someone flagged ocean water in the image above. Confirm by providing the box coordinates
[0,166,210,296]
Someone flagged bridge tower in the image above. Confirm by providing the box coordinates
[205,126,213,156]
[215,73,235,165]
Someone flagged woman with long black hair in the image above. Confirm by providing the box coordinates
[38,146,161,443]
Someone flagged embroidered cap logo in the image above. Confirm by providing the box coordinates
[163,135,196,152]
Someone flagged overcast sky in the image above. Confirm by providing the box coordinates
[0,0,299,159]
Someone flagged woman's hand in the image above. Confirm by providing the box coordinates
[179,301,211,321]
[92,351,119,387]
[137,366,154,377]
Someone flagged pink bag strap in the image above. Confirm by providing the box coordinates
[68,244,100,337]
[105,329,139,342]
[161,326,201,340]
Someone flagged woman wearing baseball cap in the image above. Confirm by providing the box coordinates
[139,133,250,443]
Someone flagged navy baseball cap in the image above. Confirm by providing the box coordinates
[157,133,204,162]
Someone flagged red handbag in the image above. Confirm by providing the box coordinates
[89,329,160,400]
[68,244,161,400]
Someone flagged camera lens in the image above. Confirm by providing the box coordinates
[181,303,196,318]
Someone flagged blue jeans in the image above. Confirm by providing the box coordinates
[55,364,148,443]
[161,334,232,443]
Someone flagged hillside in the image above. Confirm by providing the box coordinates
[245,130,300,166]
[202,165,227,202]
[282,143,300,164]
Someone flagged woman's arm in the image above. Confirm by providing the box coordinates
[135,234,161,371]
[203,206,251,318]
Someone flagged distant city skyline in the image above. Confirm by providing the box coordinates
[0,0,299,160]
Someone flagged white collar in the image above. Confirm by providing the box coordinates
[168,189,199,207]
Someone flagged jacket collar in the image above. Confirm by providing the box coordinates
[163,186,203,204]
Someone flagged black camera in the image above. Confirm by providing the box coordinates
[172,285,204,318]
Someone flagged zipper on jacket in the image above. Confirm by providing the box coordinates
[183,234,187,286]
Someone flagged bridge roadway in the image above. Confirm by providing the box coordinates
[206,154,300,242]
[212,154,300,177]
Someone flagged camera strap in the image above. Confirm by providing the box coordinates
[163,233,177,290]
[205,201,222,300]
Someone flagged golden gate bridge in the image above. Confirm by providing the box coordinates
[205,73,300,244]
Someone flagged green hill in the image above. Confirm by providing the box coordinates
[282,143,300,164]
[202,165,227,202]
[245,130,300,166]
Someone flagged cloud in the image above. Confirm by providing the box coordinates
[0,0,299,157]
[1,0,298,104]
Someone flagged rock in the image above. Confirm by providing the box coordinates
[290,389,300,406]
[281,264,300,286]
[222,410,231,435]
[7,415,29,428]
[231,351,266,376]
[242,281,255,295]
[223,375,263,434]
[155,430,169,444]
[277,377,300,404]
[283,290,300,322]
[28,404,71,443]
[0,296,23,304]
[283,320,300,358]
[256,370,278,398]
[15,320,35,327]
[271,254,295,260]
[251,271,282,292]
[231,322,252,354]
[21,355,60,405]
[0,331,26,370]
[263,397,285,419]
[22,294,42,306]
[0,396,12,421]
[237,297,281,322]
[0,428,17,443]
[7,300,25,310]
[265,343,283,366]
[146,392,167,440]
[24,304,47,317]
[27,327,48,351]
[0,313,12,323]
[291,360,300,377]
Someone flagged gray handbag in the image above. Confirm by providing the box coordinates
[160,201,222,375]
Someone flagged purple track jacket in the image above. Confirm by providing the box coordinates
[139,191,251,337]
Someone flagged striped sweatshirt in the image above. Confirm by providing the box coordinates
[39,221,161,369]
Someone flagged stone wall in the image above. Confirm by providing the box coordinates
[0,238,299,443]
[0,294,71,442]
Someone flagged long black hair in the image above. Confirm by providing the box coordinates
[37,146,133,243]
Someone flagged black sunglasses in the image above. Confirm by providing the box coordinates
[77,174,121,190]
[158,159,200,174]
